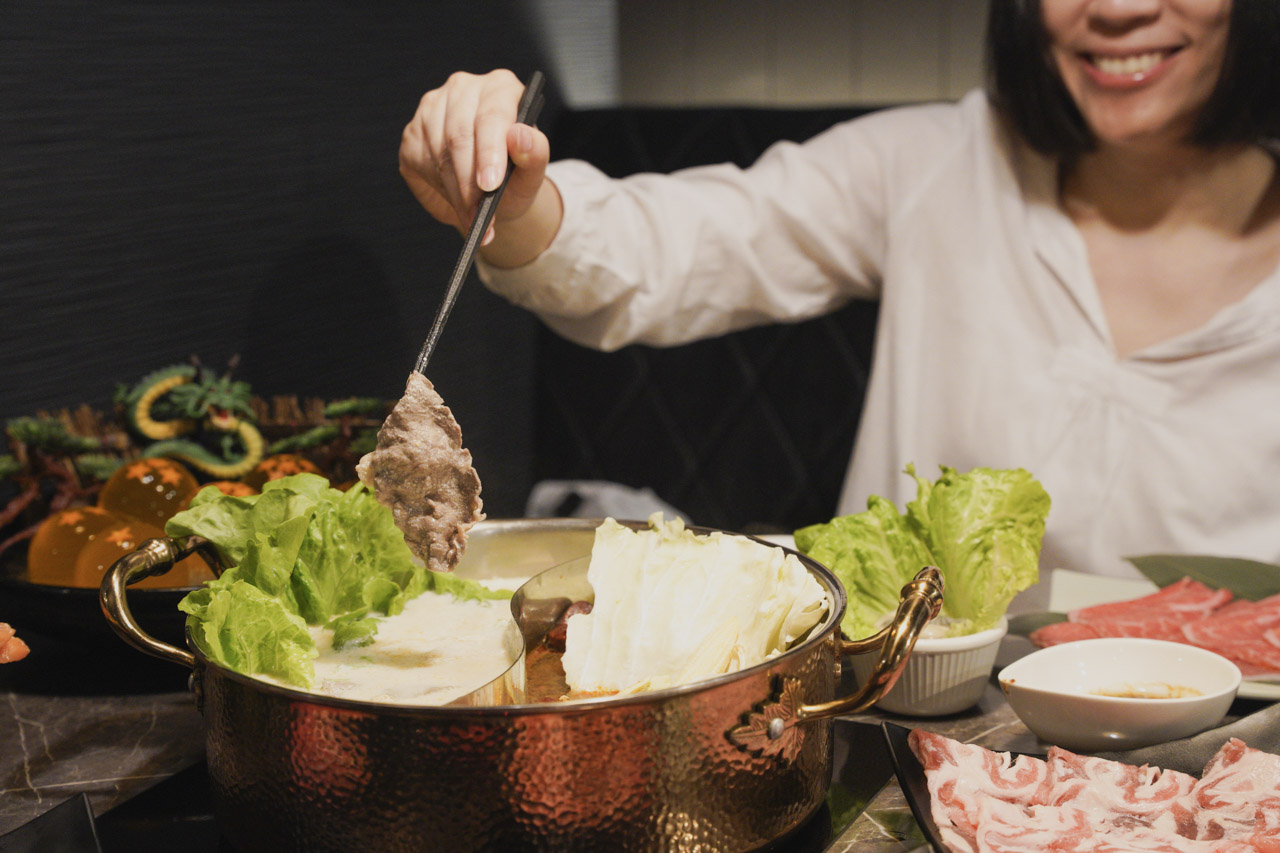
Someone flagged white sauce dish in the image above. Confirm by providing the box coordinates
[998,637,1241,752]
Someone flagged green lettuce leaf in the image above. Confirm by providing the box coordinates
[167,473,509,687]
[177,580,316,686]
[327,611,379,652]
[795,465,1050,638]
[905,464,1050,634]
[795,495,932,640]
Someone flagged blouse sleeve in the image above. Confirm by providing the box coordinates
[476,113,897,351]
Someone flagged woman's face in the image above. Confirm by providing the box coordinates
[1041,0,1231,149]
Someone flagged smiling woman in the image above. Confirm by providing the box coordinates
[396,0,1280,613]
[1040,0,1231,146]
[990,0,1280,358]
[987,0,1280,156]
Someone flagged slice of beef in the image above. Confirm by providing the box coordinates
[1030,580,1280,676]
[1030,617,1189,648]
[1029,621,1103,647]
[1029,579,1231,652]
[356,373,483,572]
[1078,617,1191,643]
[1067,577,1232,624]
[1177,594,1280,675]
[1044,747,1197,819]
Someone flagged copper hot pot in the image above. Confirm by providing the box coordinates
[101,518,942,852]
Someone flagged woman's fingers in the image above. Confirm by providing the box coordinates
[441,75,486,215]
[399,97,462,229]
[474,90,521,193]
[399,69,541,235]
[496,121,551,223]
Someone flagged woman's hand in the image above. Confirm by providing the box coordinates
[400,69,562,268]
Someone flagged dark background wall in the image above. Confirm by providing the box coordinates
[537,107,878,532]
[0,0,553,516]
[1,1,885,530]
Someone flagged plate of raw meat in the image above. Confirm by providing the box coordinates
[882,722,984,852]
[884,722,1280,852]
[1027,571,1280,701]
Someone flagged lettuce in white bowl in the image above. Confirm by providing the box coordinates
[796,465,1050,639]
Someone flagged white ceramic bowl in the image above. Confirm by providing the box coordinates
[850,617,1007,716]
[998,638,1242,752]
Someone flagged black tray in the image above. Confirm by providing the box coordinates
[0,545,194,648]
[883,723,1053,853]
[882,722,949,853]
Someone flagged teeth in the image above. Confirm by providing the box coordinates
[1092,51,1168,77]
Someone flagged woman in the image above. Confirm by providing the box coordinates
[399,0,1280,609]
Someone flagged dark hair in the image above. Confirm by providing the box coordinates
[986,0,1280,159]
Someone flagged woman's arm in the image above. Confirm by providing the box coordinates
[479,120,896,350]
[401,72,960,351]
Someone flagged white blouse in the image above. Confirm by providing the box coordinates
[479,90,1280,612]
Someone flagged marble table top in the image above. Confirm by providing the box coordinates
[0,629,205,836]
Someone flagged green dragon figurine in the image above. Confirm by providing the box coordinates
[123,364,265,479]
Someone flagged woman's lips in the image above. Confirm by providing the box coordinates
[1082,48,1179,87]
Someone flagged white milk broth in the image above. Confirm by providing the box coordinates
[266,591,516,706]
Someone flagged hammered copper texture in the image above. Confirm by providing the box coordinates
[102,521,857,851]
[202,632,837,852]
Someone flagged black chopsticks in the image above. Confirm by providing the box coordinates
[414,70,547,375]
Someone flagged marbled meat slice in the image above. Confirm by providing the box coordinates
[908,729,1052,852]
[1080,617,1191,643]
[356,372,483,572]
[1068,577,1233,623]
[1192,738,1280,847]
[911,730,1280,853]
[970,799,1094,852]
[1029,620,1103,647]
[1179,592,1280,634]
[1032,617,1189,647]
[971,799,1253,852]
[1180,595,1280,676]
[1029,581,1280,676]
[1045,747,1198,826]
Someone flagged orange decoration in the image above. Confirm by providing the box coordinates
[73,516,213,590]
[26,506,125,587]
[206,480,257,497]
[242,454,321,491]
[98,457,201,526]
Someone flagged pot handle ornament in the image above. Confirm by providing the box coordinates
[729,567,943,758]
[100,535,222,670]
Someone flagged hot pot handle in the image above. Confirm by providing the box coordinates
[728,567,942,756]
[99,536,222,670]
[813,566,944,717]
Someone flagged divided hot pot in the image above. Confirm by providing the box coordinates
[100,518,942,852]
